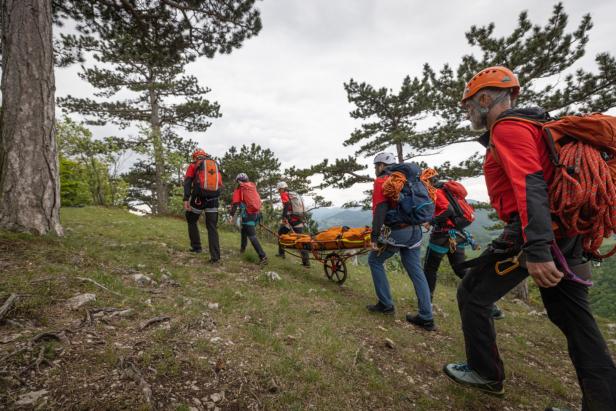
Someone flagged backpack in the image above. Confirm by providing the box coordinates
[382,162,435,227]
[288,191,305,216]
[193,158,221,197]
[491,111,616,258]
[238,182,262,214]
[441,181,475,229]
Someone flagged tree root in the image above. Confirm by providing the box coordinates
[32,330,70,345]
[0,293,18,322]
[139,316,170,331]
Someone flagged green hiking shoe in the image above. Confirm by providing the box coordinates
[443,363,504,397]
[491,305,505,320]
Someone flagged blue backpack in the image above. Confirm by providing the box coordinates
[383,163,435,227]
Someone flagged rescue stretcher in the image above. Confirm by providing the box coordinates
[273,226,373,285]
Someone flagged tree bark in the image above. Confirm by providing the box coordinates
[510,278,529,302]
[0,0,62,235]
[395,142,403,163]
[148,88,167,214]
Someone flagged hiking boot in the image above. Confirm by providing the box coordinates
[405,314,436,331]
[239,248,246,254]
[259,256,268,265]
[366,301,395,315]
[491,305,505,320]
[275,253,285,259]
[443,363,504,397]
[189,248,203,253]
[208,258,220,264]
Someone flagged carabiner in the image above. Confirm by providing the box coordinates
[495,251,523,276]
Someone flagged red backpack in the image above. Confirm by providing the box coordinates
[193,158,222,197]
[491,113,616,258]
[239,182,262,213]
[442,181,475,229]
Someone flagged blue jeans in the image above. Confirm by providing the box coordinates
[368,234,433,320]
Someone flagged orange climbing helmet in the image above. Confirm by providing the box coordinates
[191,148,207,161]
[461,66,520,103]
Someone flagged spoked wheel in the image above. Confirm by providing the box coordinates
[323,253,348,285]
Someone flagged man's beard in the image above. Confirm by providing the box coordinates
[469,109,487,131]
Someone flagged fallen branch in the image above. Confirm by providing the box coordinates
[0,293,18,321]
[139,316,170,331]
[76,277,122,297]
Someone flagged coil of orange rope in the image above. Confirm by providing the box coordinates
[549,141,616,259]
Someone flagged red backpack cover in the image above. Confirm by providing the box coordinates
[239,182,262,213]
[442,181,475,229]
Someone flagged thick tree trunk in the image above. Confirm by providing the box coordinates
[0,0,62,235]
[148,89,167,214]
[510,278,529,302]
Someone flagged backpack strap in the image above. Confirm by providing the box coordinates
[488,115,548,166]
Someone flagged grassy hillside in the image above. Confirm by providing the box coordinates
[1,208,615,410]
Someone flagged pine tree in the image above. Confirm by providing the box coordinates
[58,1,261,214]
[220,144,282,205]
[343,74,432,163]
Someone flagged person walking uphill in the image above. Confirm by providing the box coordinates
[275,181,310,267]
[183,149,222,263]
[443,66,616,409]
[366,152,435,331]
[423,180,504,319]
[229,173,267,265]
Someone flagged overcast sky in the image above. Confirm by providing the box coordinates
[55,0,616,206]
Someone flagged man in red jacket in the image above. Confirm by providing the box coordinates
[183,149,222,263]
[442,67,616,409]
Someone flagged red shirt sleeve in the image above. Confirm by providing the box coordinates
[184,162,196,179]
[372,177,387,214]
[280,191,289,204]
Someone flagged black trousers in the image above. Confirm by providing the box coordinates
[457,253,616,410]
[240,224,266,259]
[186,211,220,261]
[423,243,467,297]
[278,225,310,266]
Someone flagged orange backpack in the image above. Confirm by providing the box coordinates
[491,113,616,258]
[193,158,222,196]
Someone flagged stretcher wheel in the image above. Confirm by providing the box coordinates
[323,253,347,285]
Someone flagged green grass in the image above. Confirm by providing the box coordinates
[1,207,615,410]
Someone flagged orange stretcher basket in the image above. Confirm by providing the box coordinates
[279,226,371,251]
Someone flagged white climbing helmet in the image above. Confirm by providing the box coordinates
[276,181,288,190]
[373,152,396,165]
[235,172,249,182]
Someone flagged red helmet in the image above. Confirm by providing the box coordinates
[192,148,207,160]
[461,66,520,103]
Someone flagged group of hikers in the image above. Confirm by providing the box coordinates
[182,66,616,410]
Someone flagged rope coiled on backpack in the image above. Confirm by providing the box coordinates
[550,141,616,258]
